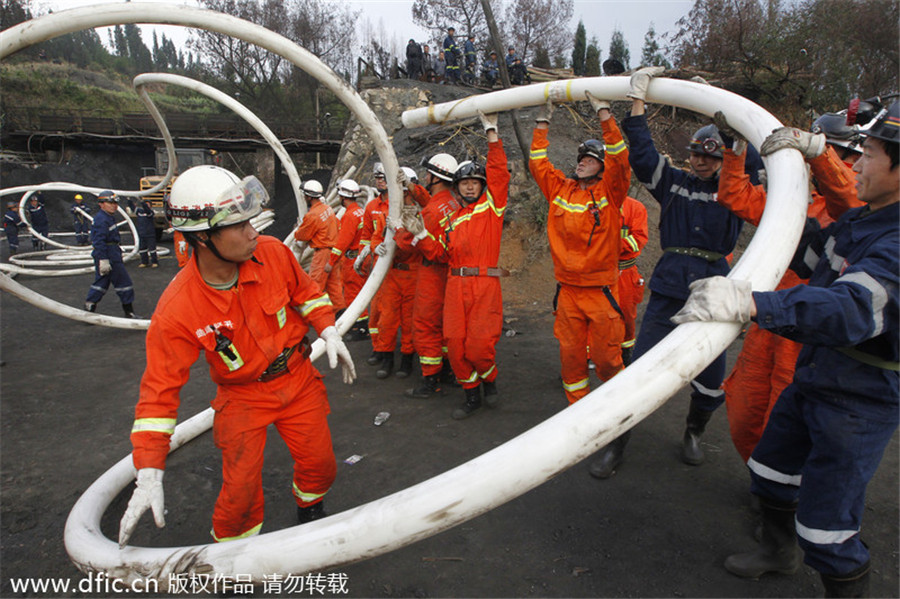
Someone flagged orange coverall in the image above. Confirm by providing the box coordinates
[360,193,390,345]
[417,139,509,389]
[294,201,344,311]
[618,197,648,351]
[130,236,337,541]
[329,202,367,321]
[529,119,631,403]
[396,185,461,376]
[173,230,192,267]
[717,145,861,461]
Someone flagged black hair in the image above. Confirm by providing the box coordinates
[879,138,899,171]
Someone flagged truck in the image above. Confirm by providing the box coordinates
[138,147,218,238]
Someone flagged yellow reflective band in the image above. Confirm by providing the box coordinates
[552,196,608,214]
[300,293,332,317]
[621,338,636,349]
[369,327,379,334]
[563,378,589,392]
[420,355,443,366]
[218,344,244,371]
[276,306,287,329]
[479,364,496,380]
[460,370,479,384]
[211,522,262,543]
[606,140,627,155]
[331,247,342,256]
[293,482,328,503]
[450,194,505,229]
[361,240,371,247]
[623,235,640,252]
[131,418,177,435]
[530,149,548,160]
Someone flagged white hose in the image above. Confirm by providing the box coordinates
[4,6,808,585]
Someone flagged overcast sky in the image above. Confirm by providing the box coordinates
[28,0,693,65]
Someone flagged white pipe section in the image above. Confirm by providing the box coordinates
[50,49,806,586]
[0,271,150,329]
[132,73,305,218]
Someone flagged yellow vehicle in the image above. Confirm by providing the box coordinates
[139,148,218,237]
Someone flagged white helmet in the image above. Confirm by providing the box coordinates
[401,166,418,185]
[337,179,360,199]
[373,162,386,177]
[301,179,324,198]
[167,165,267,232]
[423,153,458,182]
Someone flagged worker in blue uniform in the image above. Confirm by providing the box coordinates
[71,193,92,245]
[672,101,899,599]
[591,66,763,478]
[85,190,139,318]
[442,27,461,84]
[129,198,159,267]
[26,193,50,250]
[3,201,26,256]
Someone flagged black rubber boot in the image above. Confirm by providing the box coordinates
[724,498,800,578]
[588,431,631,479]
[405,374,442,398]
[366,350,383,366]
[376,352,394,379]
[395,352,415,378]
[821,562,870,598]
[84,301,96,312]
[482,380,499,408]
[452,386,482,420]
[441,359,460,387]
[682,399,713,465]
[297,501,327,524]
[122,303,140,319]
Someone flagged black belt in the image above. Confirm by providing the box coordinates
[663,246,724,262]
[618,258,637,270]
[393,262,411,271]
[345,249,359,259]
[258,337,311,382]
[422,258,442,267]
[450,267,510,277]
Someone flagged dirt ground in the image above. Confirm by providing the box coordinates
[1,225,898,598]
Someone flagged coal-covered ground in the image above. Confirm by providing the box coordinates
[0,232,897,599]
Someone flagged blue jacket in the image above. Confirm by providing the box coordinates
[91,209,124,262]
[443,35,459,65]
[3,209,23,233]
[71,201,92,223]
[754,202,899,419]
[134,201,156,237]
[26,201,49,230]
[464,40,476,66]
[622,113,743,300]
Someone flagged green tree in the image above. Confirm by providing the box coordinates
[572,19,586,75]
[608,26,630,70]
[585,37,601,76]
[640,22,671,68]
[533,45,551,68]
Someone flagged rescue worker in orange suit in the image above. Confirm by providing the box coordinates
[396,153,460,398]
[400,112,509,420]
[328,179,369,341]
[367,166,422,379]
[354,163,390,369]
[529,92,631,405]
[173,229,192,268]
[617,196,649,366]
[713,111,862,462]
[118,165,356,547]
[294,180,345,313]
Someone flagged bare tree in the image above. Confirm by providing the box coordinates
[502,0,573,64]
[412,0,489,48]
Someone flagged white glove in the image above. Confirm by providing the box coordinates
[670,276,753,324]
[373,242,388,257]
[397,169,410,189]
[177,240,187,254]
[98,259,111,275]
[401,209,425,237]
[320,326,357,384]
[118,467,166,548]
[627,65,665,101]
[535,100,554,124]
[478,111,499,133]
[585,91,610,113]
[760,127,826,159]
[353,245,371,275]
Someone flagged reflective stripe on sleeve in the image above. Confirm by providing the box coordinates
[605,140,626,155]
[835,270,889,336]
[131,418,177,435]
[299,293,333,317]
